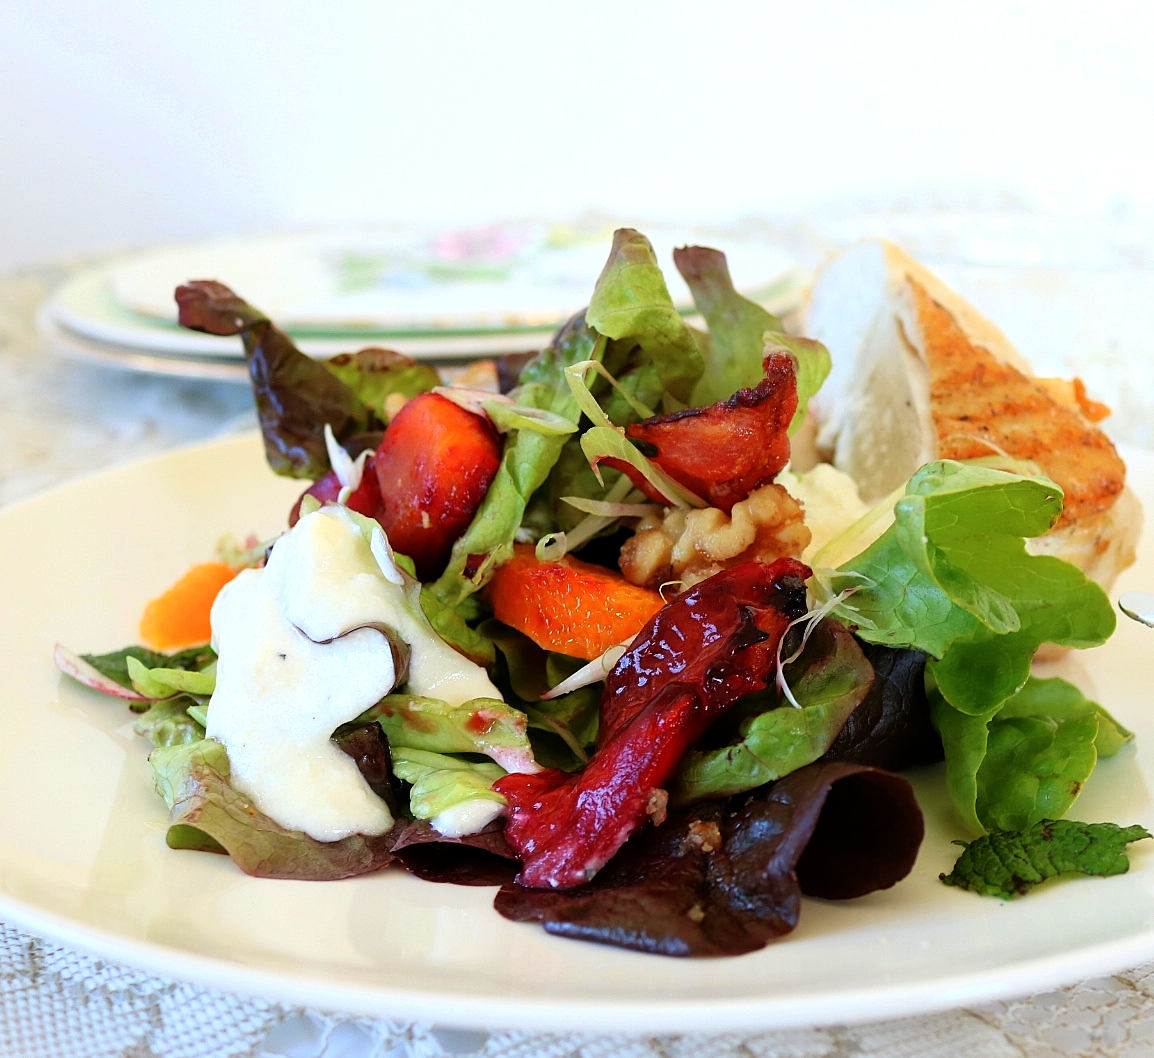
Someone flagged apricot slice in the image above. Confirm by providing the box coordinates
[485,545,665,661]
[139,562,239,651]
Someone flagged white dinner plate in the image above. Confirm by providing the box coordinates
[43,267,555,363]
[3,433,1154,1033]
[108,225,800,332]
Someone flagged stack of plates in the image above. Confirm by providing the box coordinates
[38,222,804,382]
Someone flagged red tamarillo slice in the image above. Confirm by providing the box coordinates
[495,558,810,889]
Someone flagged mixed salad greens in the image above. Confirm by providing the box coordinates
[57,229,1145,957]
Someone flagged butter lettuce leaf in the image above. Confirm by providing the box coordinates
[126,655,216,699]
[133,698,205,748]
[391,748,506,821]
[932,676,1134,833]
[358,693,535,774]
[830,461,1115,715]
[825,461,1118,835]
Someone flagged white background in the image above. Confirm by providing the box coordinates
[3,0,1152,271]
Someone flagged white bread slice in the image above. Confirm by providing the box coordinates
[804,239,1140,594]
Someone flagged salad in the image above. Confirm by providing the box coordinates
[56,229,1146,957]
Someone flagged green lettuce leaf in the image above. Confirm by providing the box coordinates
[674,245,778,408]
[418,589,496,668]
[830,461,1115,714]
[673,619,873,802]
[481,619,551,703]
[133,698,206,747]
[586,229,704,405]
[932,676,1134,833]
[940,819,1151,898]
[126,656,216,699]
[322,348,440,415]
[482,621,598,771]
[81,645,216,694]
[358,693,535,773]
[673,247,830,429]
[150,740,396,877]
[522,681,600,772]
[391,748,506,820]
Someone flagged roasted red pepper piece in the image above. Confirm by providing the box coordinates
[373,392,502,581]
[495,557,810,889]
[287,454,382,527]
[600,352,797,512]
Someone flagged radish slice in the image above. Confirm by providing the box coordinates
[54,643,151,702]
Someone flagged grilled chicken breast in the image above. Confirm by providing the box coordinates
[805,239,1139,592]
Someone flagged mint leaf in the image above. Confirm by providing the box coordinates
[941,819,1151,898]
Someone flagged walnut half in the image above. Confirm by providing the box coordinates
[619,483,811,591]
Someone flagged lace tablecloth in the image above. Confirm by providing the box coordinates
[5,259,1154,1058]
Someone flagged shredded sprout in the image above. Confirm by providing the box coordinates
[541,638,635,700]
[774,582,867,708]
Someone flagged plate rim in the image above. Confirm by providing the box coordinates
[3,431,1154,1034]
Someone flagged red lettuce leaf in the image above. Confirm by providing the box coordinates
[494,760,924,956]
[175,280,374,479]
[821,642,944,771]
[167,761,397,880]
[391,819,519,886]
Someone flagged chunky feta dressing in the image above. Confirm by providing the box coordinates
[207,506,501,841]
[778,463,881,563]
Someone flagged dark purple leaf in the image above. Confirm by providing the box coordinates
[391,819,519,886]
[822,642,943,770]
[494,761,923,956]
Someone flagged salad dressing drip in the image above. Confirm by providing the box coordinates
[206,506,500,842]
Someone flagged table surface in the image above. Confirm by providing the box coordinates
[6,258,1154,1058]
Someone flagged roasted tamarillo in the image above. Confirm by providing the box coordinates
[595,352,798,511]
[372,392,503,581]
[288,454,383,527]
[495,558,810,889]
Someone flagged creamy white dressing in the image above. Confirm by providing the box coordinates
[207,505,501,842]
[431,799,505,838]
